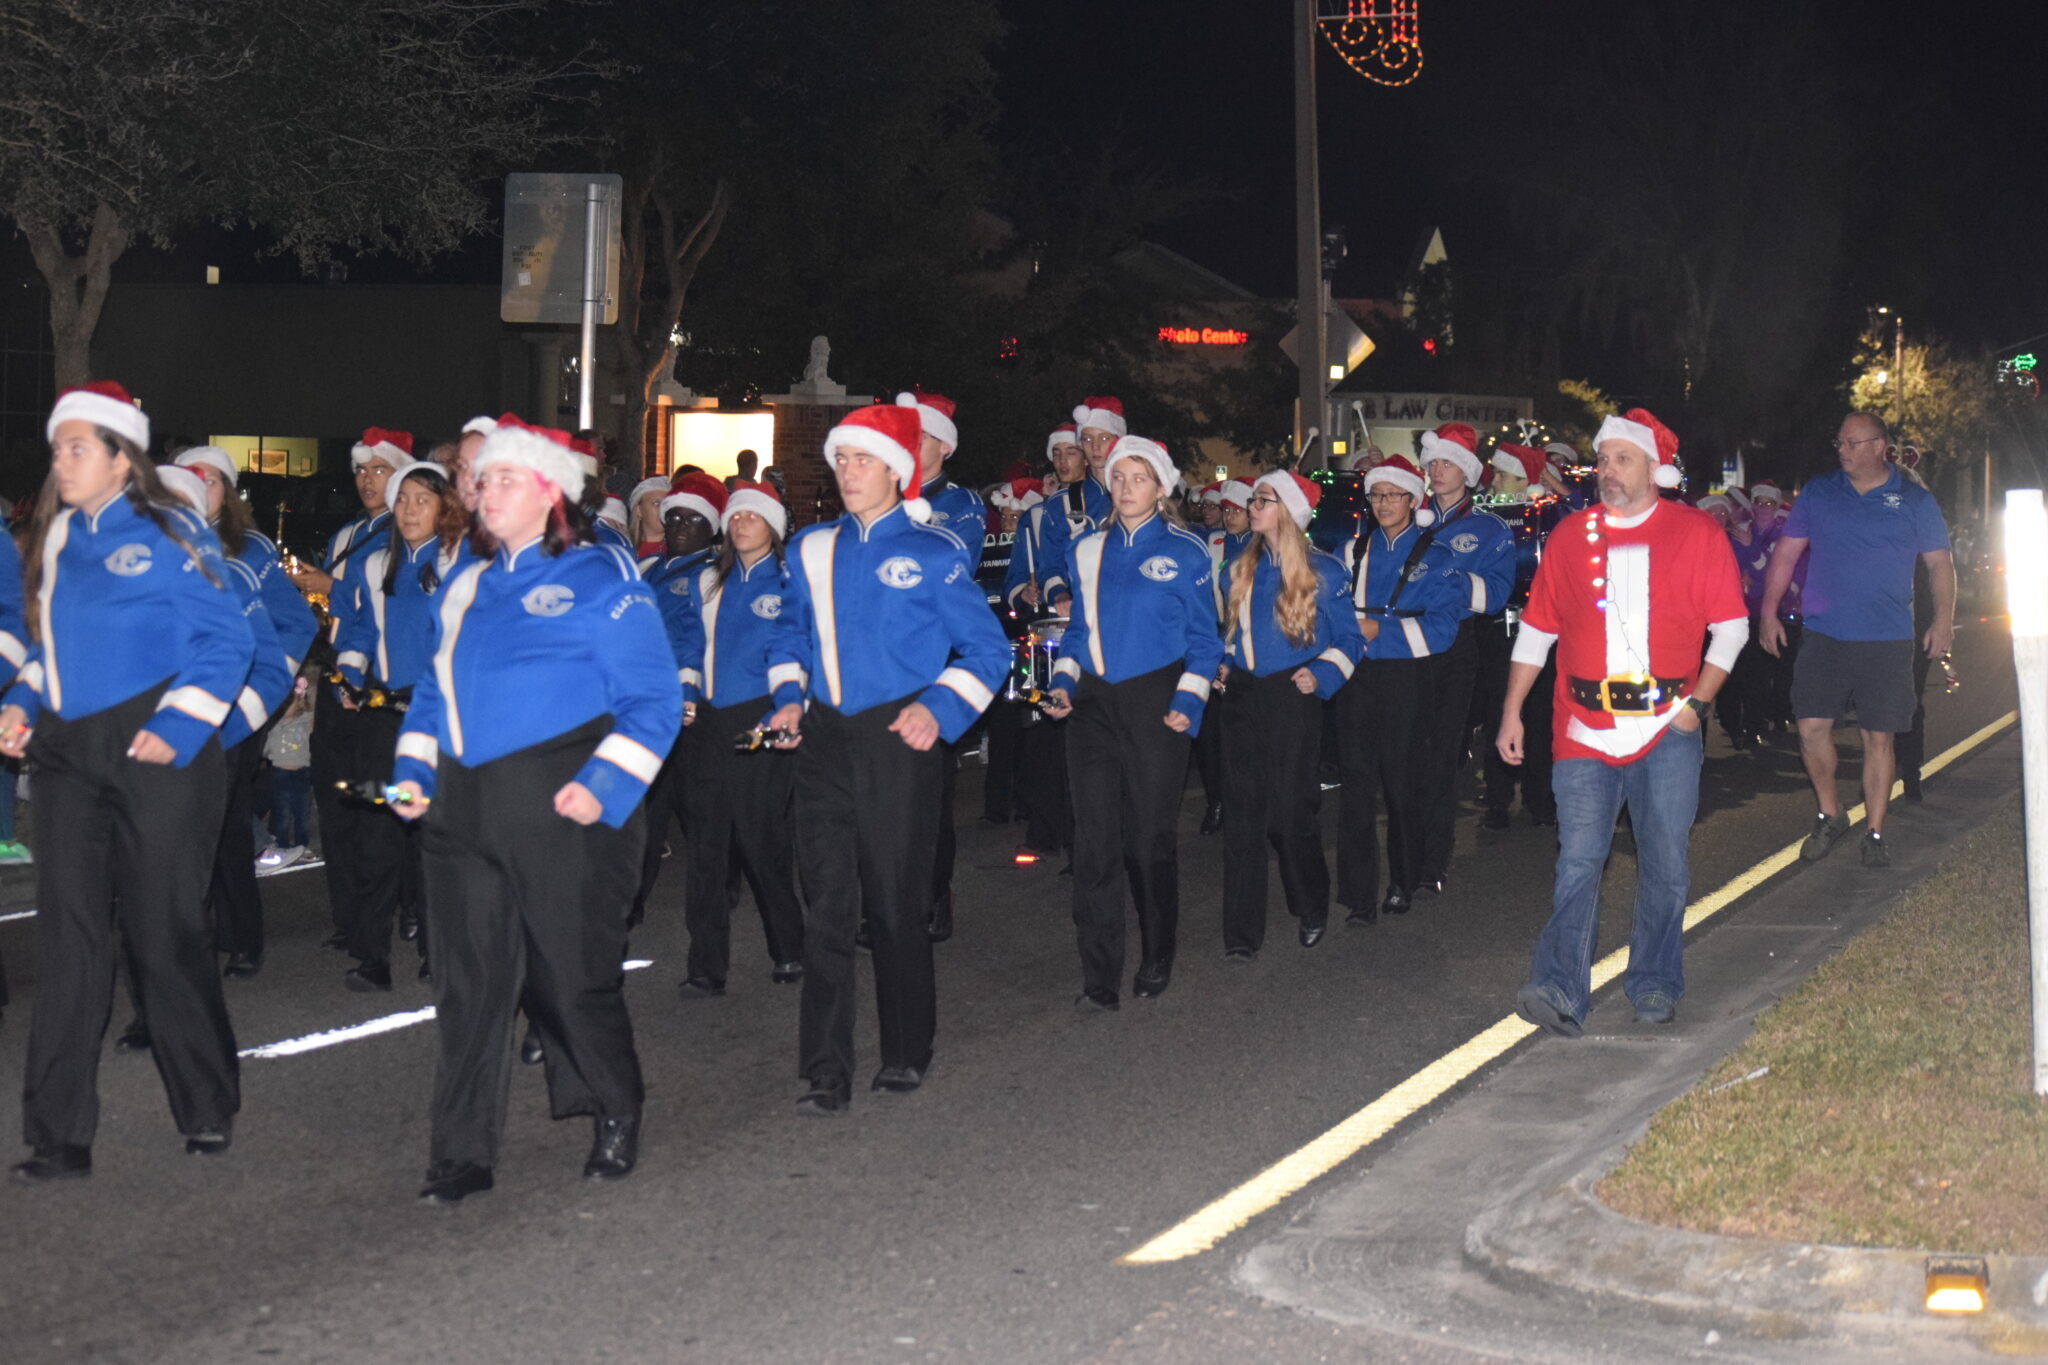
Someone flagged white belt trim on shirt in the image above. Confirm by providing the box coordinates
[236,685,269,732]
[38,511,70,710]
[159,684,232,726]
[1566,706,1677,760]
[1400,618,1430,657]
[1315,646,1354,680]
[1468,572,1487,614]
[396,731,439,767]
[1175,670,1212,701]
[594,733,663,784]
[0,631,24,670]
[433,563,485,758]
[1075,534,1107,677]
[799,527,842,707]
[936,666,994,714]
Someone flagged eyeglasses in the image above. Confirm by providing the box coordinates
[1366,491,1412,502]
[1832,435,1883,450]
[1247,494,1282,508]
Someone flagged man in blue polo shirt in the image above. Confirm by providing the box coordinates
[1758,413,1953,868]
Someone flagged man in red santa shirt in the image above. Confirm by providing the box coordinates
[1496,409,1747,1036]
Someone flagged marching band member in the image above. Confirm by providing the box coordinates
[330,462,466,987]
[1003,425,1086,862]
[981,477,1044,827]
[1040,396,1123,612]
[1001,425,1083,614]
[0,512,20,1031]
[388,415,680,1202]
[1333,455,1465,923]
[1217,472,1364,957]
[896,390,983,942]
[762,403,1008,1112]
[673,480,805,995]
[626,476,671,561]
[630,472,724,929]
[5,383,255,1181]
[1415,423,1516,897]
[174,446,319,978]
[1192,477,1255,837]
[1043,435,1221,1008]
[297,428,409,954]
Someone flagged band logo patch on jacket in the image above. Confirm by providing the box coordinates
[1139,555,1180,582]
[522,584,576,617]
[1449,531,1480,554]
[751,594,783,619]
[105,544,153,577]
[877,556,923,589]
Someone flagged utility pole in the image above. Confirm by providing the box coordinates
[1893,313,1906,432]
[1293,0,1326,465]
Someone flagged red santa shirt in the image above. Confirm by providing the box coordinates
[1521,499,1746,765]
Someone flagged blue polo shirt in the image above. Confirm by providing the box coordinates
[1783,467,1947,641]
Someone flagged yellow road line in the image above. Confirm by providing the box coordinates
[1118,709,2020,1266]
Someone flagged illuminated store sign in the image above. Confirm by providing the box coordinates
[1158,326,1249,346]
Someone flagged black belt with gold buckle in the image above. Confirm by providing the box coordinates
[1566,675,1687,716]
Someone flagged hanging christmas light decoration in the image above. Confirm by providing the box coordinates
[1318,0,1423,87]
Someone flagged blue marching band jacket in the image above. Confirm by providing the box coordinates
[1048,513,1224,732]
[677,554,797,709]
[1429,493,1518,620]
[919,475,988,574]
[1031,475,1110,604]
[0,533,28,695]
[3,498,256,766]
[332,535,458,695]
[1339,522,1467,661]
[643,546,714,695]
[392,538,682,830]
[1218,544,1367,699]
[768,503,1010,744]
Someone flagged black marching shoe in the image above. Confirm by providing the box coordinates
[115,1019,152,1053]
[583,1116,640,1180]
[1199,800,1225,835]
[11,1145,91,1183]
[1414,876,1444,898]
[871,1065,923,1094]
[520,1027,545,1066]
[221,951,263,980]
[1479,808,1510,831]
[419,1160,494,1205]
[344,959,393,992]
[795,1079,850,1116]
[1132,961,1172,998]
[1344,904,1378,928]
[1298,919,1326,948]
[927,892,955,943]
[1381,888,1412,916]
[183,1126,232,1157]
[770,961,804,985]
[1221,946,1257,965]
[854,918,873,953]
[398,908,420,942]
[1075,986,1120,1012]
[677,976,726,999]
[418,957,432,982]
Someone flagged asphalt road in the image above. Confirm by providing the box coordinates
[0,616,2020,1364]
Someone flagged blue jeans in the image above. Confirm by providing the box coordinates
[268,766,312,848]
[1523,722,1703,1023]
[0,758,16,842]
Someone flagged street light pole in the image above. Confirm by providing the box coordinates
[1894,313,1905,432]
[1293,0,1326,464]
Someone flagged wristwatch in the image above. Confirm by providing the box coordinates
[1683,695,1711,719]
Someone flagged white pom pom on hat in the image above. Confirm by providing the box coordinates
[1593,408,1684,488]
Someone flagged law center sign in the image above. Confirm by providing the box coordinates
[1348,392,1533,426]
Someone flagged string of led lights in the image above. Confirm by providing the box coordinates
[1317,0,1422,87]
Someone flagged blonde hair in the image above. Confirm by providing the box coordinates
[1226,527,1318,649]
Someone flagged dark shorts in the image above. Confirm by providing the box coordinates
[1790,630,1917,731]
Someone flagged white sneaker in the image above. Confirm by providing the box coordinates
[256,844,306,872]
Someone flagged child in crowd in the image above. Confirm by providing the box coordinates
[259,671,317,870]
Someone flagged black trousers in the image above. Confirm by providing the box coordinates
[1067,665,1191,994]
[310,687,375,937]
[23,686,238,1149]
[1481,648,1557,820]
[1220,669,1329,951]
[795,697,942,1092]
[1018,712,1073,851]
[1419,618,1488,881]
[208,724,270,957]
[630,729,691,929]
[930,736,960,907]
[681,696,805,986]
[1192,700,1224,806]
[339,706,410,966]
[418,721,645,1169]
[982,699,1023,821]
[1335,655,1439,909]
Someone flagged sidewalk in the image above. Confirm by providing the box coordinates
[1239,729,2041,1363]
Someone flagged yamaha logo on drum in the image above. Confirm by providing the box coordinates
[1139,555,1180,582]
[104,544,153,577]
[521,585,576,617]
[751,594,783,620]
[876,556,924,589]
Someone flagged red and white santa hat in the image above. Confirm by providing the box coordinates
[1218,479,1253,509]
[627,476,669,514]
[989,477,1044,513]
[352,426,414,470]
[1072,395,1128,439]
[723,479,787,539]
[1365,454,1437,527]
[1196,482,1223,505]
[1255,470,1322,530]
[661,471,728,527]
[824,403,931,520]
[1747,480,1784,506]
[1419,422,1483,486]
[472,413,584,499]
[1695,492,1733,515]
[392,459,450,499]
[598,497,629,533]
[570,435,601,481]
[48,380,150,451]
[1490,442,1547,486]
[155,464,209,517]
[1543,441,1579,468]
[1593,408,1684,488]
[1046,423,1080,459]
[895,390,959,451]
[1105,435,1179,494]
[175,445,239,489]
[461,415,498,439]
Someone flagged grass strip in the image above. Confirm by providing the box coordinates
[1600,805,2048,1254]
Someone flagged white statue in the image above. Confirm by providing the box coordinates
[802,335,832,384]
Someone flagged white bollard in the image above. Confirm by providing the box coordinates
[2004,489,2048,1094]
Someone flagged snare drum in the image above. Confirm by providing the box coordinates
[1008,617,1068,703]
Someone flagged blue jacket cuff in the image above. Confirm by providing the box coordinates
[1171,689,1206,736]
[575,756,650,830]
[142,710,213,768]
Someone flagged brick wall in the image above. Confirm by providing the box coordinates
[767,400,867,529]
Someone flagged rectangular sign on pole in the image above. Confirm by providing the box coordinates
[501,173,622,325]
